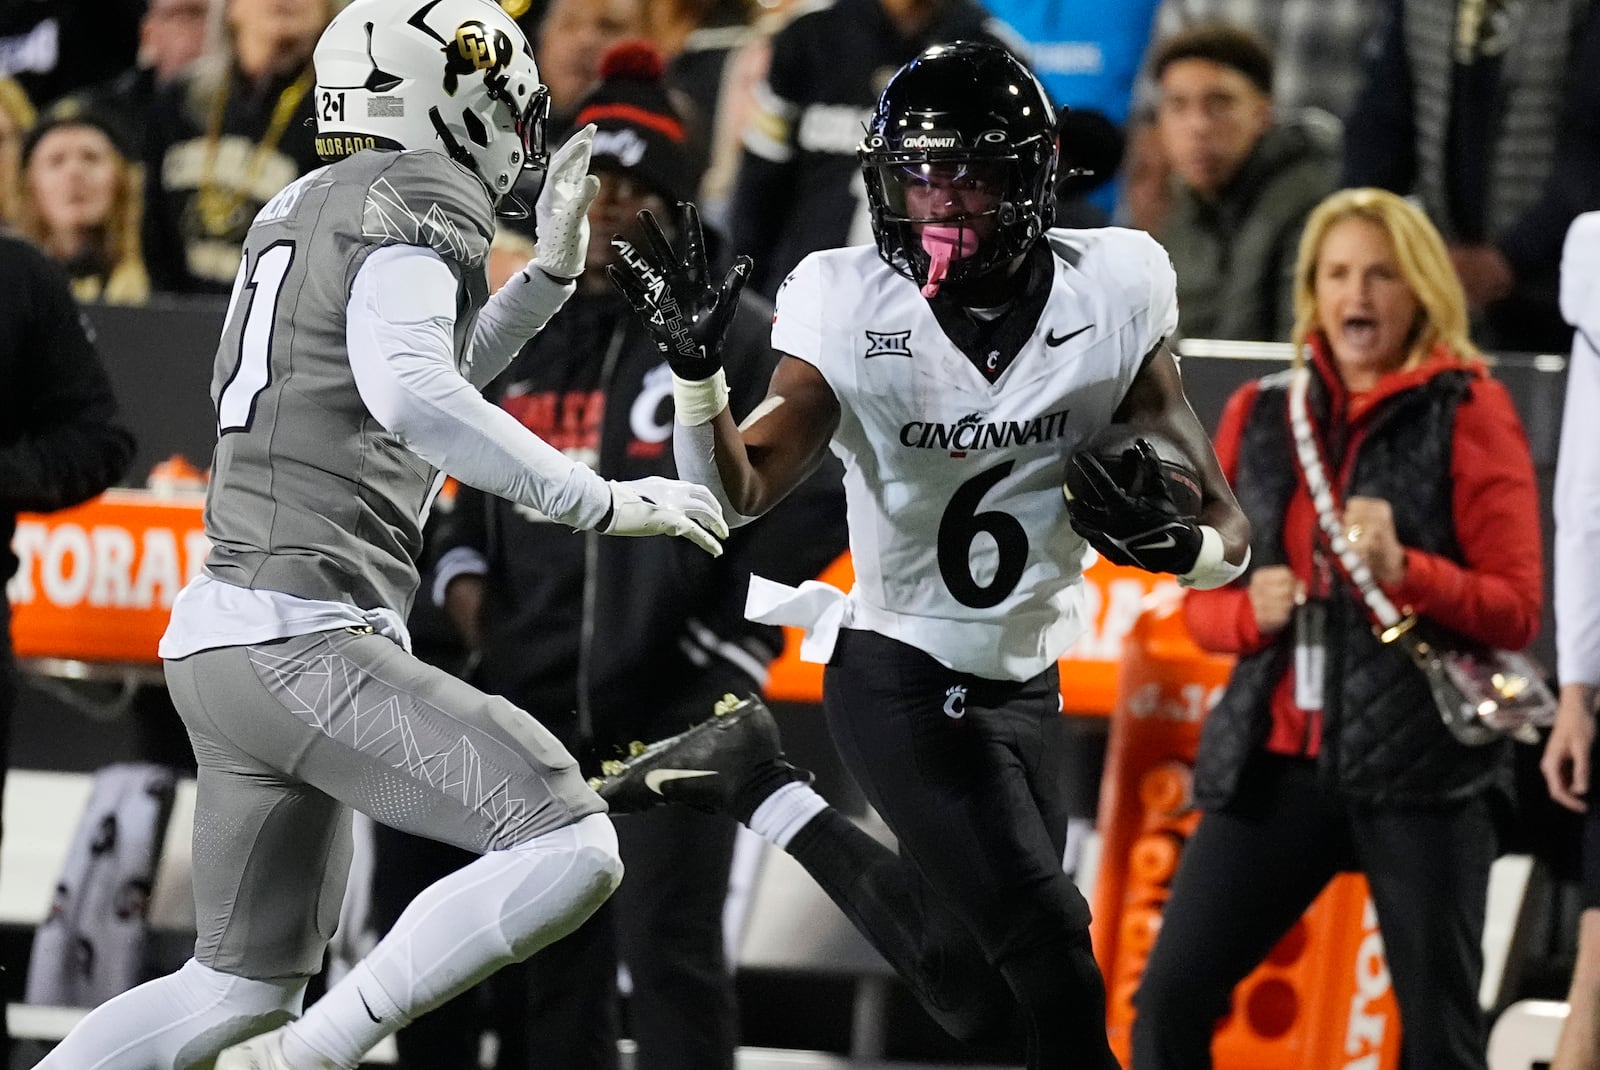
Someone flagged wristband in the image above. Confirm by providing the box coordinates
[672,368,730,426]
[1179,526,1250,590]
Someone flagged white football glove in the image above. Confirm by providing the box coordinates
[603,476,729,557]
[534,123,602,279]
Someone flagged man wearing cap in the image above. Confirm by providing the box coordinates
[368,41,845,1070]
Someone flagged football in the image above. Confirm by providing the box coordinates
[1065,425,1204,519]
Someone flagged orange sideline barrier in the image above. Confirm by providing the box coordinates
[1092,602,1402,1070]
[9,490,210,665]
[764,552,1183,714]
[13,491,1180,711]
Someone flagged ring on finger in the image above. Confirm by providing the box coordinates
[1346,524,1364,545]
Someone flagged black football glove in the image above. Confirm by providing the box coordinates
[606,201,752,381]
[1065,439,1203,574]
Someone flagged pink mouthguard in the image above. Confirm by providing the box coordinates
[920,225,980,297]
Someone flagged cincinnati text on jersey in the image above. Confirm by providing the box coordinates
[898,407,1072,453]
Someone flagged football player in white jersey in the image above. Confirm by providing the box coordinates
[35,3,729,1069]
[602,42,1250,1068]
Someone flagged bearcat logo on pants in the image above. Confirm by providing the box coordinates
[444,20,511,93]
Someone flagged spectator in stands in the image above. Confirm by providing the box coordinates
[535,0,647,127]
[1150,23,1338,342]
[0,76,35,225]
[1123,0,1378,237]
[727,0,1014,299]
[70,0,217,161]
[1343,0,1600,353]
[1138,0,1382,122]
[18,109,149,305]
[0,231,136,1067]
[142,0,330,294]
[1133,188,1542,1070]
[370,46,846,1069]
[1541,212,1600,1070]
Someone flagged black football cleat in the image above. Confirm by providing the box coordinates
[588,693,806,815]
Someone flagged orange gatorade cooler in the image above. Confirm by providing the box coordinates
[1092,600,1401,1070]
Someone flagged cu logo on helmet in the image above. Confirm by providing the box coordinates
[444,20,511,92]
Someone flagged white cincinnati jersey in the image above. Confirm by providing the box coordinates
[772,227,1178,681]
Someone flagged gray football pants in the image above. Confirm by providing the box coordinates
[164,627,604,979]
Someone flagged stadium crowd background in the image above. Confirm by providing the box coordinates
[2,0,1591,352]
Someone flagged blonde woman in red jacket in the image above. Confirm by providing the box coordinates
[1132,187,1543,1070]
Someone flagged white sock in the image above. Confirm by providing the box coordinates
[34,958,305,1070]
[286,813,621,1068]
[747,781,829,848]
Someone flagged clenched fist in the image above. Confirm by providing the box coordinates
[1342,497,1406,585]
[1248,565,1302,635]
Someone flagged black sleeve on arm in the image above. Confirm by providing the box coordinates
[1340,0,1417,191]
[0,241,136,512]
[1497,6,1600,277]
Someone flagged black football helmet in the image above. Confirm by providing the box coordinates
[859,42,1057,292]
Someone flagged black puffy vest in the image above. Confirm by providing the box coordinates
[1192,366,1512,810]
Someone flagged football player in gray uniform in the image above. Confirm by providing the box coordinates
[34,3,726,1069]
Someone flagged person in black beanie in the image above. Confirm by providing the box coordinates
[367,40,846,1070]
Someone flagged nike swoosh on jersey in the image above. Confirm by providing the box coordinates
[1045,324,1093,347]
[644,769,717,794]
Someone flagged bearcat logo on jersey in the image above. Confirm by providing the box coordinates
[899,406,1072,457]
[444,20,512,94]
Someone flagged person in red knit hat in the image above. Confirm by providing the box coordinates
[1133,187,1543,1070]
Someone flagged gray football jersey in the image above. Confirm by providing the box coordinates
[202,148,494,618]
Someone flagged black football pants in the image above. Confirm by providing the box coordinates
[790,627,1117,1070]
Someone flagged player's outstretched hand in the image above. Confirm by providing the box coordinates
[535,123,602,279]
[1065,439,1202,575]
[604,476,729,556]
[607,201,752,381]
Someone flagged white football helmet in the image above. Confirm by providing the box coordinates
[312,0,549,215]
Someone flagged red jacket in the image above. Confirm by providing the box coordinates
[1185,341,1543,757]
